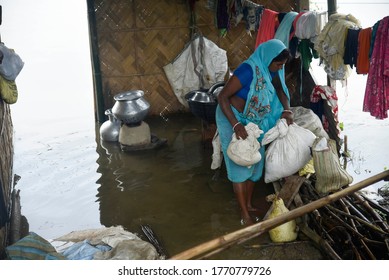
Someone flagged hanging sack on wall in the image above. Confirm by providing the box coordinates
[312,137,353,194]
[0,75,18,104]
[0,43,24,81]
[163,35,228,107]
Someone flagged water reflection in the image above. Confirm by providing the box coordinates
[95,113,255,258]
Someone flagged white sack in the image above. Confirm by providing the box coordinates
[262,119,316,183]
[291,106,329,139]
[227,122,263,168]
[163,35,228,107]
[211,130,223,170]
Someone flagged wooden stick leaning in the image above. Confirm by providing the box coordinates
[169,170,389,260]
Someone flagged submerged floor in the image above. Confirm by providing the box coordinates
[14,112,324,259]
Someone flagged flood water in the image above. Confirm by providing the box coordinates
[94,114,248,258]
[95,114,273,258]
[14,111,296,259]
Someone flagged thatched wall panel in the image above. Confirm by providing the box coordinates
[140,74,184,115]
[135,28,190,74]
[135,0,189,28]
[90,0,299,118]
[98,32,138,76]
[219,25,256,70]
[95,0,136,31]
[102,76,142,106]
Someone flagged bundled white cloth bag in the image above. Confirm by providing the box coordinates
[211,130,223,170]
[262,119,316,183]
[227,122,263,168]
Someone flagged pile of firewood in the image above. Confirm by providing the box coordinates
[298,179,389,260]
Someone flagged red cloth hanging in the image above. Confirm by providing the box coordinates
[363,16,389,119]
[356,27,372,74]
[255,9,279,48]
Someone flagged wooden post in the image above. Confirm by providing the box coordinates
[327,0,337,16]
[86,0,106,123]
[326,0,337,88]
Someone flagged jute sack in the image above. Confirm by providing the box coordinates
[312,137,353,194]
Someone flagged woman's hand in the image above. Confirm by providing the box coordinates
[232,122,248,140]
[281,110,294,125]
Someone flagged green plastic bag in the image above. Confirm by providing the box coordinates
[0,75,18,104]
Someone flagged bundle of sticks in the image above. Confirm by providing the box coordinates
[298,180,389,260]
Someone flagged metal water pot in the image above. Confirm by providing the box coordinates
[112,90,150,124]
[99,109,121,142]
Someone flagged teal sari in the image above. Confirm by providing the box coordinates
[216,39,290,183]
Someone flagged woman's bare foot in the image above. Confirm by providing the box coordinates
[240,215,254,226]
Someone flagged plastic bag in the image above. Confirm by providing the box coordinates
[0,43,24,81]
[0,75,18,104]
[268,196,298,243]
[262,119,316,183]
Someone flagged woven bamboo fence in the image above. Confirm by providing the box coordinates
[88,0,301,121]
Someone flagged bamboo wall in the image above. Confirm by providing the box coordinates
[88,0,300,121]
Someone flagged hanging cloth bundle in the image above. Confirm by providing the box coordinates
[274,11,298,48]
[314,13,361,80]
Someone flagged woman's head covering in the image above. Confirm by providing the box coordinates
[247,38,288,78]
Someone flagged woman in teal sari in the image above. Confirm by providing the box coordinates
[216,39,293,225]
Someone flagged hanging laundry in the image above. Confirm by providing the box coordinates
[310,85,340,136]
[356,27,372,74]
[369,20,381,59]
[274,11,298,48]
[314,13,361,80]
[343,28,361,69]
[363,16,389,119]
[232,0,244,25]
[298,39,318,71]
[295,11,321,40]
[216,0,229,30]
[315,11,328,38]
[289,11,305,41]
[241,0,264,33]
[294,11,321,70]
[255,9,279,48]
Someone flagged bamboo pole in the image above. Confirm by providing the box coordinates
[86,0,106,123]
[170,170,389,260]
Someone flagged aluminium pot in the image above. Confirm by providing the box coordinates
[112,90,150,125]
[99,109,121,142]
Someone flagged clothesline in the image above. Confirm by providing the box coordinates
[213,1,388,119]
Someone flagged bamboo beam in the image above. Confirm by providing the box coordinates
[170,170,389,260]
